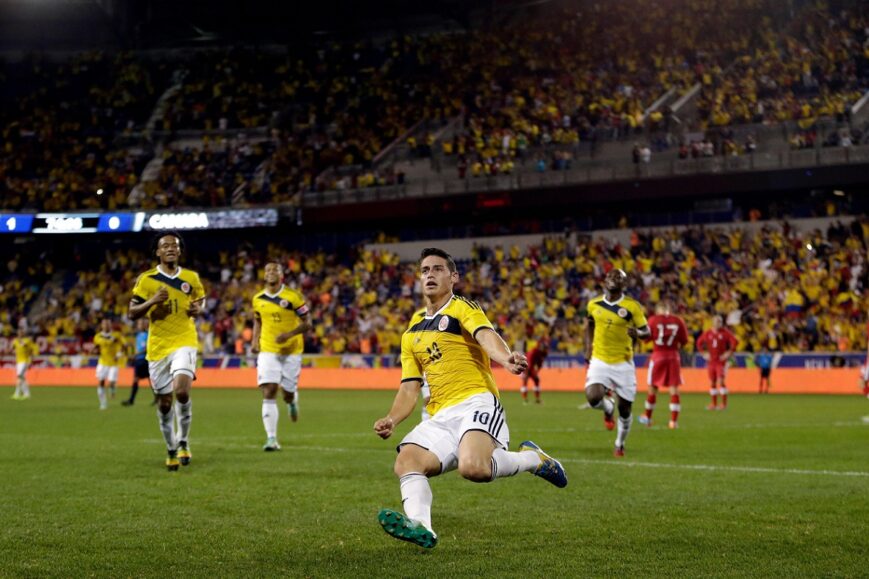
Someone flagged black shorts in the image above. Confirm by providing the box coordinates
[134,358,150,379]
[760,368,771,379]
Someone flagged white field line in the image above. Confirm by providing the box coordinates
[142,439,869,478]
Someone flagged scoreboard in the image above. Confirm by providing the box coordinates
[0,209,279,234]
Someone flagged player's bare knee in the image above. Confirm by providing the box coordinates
[618,398,632,418]
[585,383,605,406]
[282,391,295,404]
[157,397,172,413]
[457,458,492,482]
[261,383,278,400]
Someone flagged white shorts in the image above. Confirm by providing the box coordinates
[399,392,509,473]
[256,353,302,393]
[148,347,198,396]
[585,358,638,402]
[16,362,28,379]
[96,364,119,383]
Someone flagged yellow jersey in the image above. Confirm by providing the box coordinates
[252,285,309,355]
[93,331,125,366]
[12,337,38,363]
[587,295,648,364]
[400,295,498,416]
[131,266,205,361]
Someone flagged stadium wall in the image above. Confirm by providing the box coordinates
[0,367,860,395]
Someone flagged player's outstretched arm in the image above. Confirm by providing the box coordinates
[128,287,169,320]
[474,328,527,375]
[374,379,422,439]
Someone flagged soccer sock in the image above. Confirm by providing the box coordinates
[644,393,657,419]
[175,400,193,444]
[399,472,434,533]
[262,399,278,438]
[670,394,681,423]
[520,386,528,401]
[709,388,718,406]
[592,396,615,415]
[720,387,728,407]
[287,392,299,415]
[157,407,176,450]
[109,383,116,397]
[534,386,541,402]
[490,448,540,480]
[616,414,632,447]
[97,386,107,408]
[129,382,139,402]
[13,381,21,397]
[21,381,30,397]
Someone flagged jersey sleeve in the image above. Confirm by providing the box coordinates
[696,331,707,350]
[631,301,648,328]
[399,330,423,383]
[291,290,310,316]
[677,319,689,347]
[251,295,260,318]
[458,299,494,337]
[190,272,205,302]
[131,274,150,304]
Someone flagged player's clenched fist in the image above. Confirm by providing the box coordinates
[505,351,528,375]
[373,416,395,439]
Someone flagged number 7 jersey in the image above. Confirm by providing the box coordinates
[131,266,205,361]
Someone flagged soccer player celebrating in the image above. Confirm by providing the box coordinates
[11,327,38,400]
[520,339,549,404]
[93,318,124,410]
[122,319,151,406]
[251,261,312,451]
[128,233,205,471]
[639,301,688,429]
[696,315,738,410]
[584,268,650,457]
[373,248,567,549]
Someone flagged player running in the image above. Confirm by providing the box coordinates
[251,261,312,452]
[584,268,650,457]
[520,339,549,404]
[638,301,688,429]
[373,248,567,549]
[10,327,38,400]
[93,318,124,410]
[696,315,738,410]
[129,232,205,471]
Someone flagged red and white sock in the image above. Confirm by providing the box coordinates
[709,388,718,406]
[720,387,728,407]
[644,393,657,420]
[670,394,681,423]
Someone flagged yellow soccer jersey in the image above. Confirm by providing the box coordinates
[252,285,309,355]
[12,337,38,363]
[587,295,648,364]
[401,295,498,416]
[131,266,205,361]
[93,331,124,366]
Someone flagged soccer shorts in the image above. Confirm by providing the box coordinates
[148,347,198,396]
[707,362,727,382]
[15,362,28,379]
[647,357,682,388]
[95,363,119,383]
[585,358,637,402]
[133,358,150,380]
[760,367,771,379]
[398,392,509,474]
[256,353,302,393]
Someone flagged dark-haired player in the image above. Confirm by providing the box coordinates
[639,301,688,429]
[373,248,567,549]
[584,268,650,457]
[129,233,205,471]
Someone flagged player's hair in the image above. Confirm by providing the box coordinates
[264,260,283,270]
[151,231,185,255]
[420,247,457,272]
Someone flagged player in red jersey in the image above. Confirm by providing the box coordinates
[861,320,869,398]
[696,315,738,410]
[521,340,549,404]
[639,301,688,429]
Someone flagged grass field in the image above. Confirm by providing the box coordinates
[1,387,867,578]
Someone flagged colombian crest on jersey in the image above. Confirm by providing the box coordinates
[618,308,628,318]
[280,299,289,308]
[438,316,450,331]
[181,282,191,294]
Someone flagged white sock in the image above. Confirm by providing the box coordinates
[592,396,614,415]
[490,448,540,480]
[13,382,21,397]
[97,386,107,407]
[175,400,193,444]
[21,381,30,396]
[616,414,632,447]
[157,407,176,450]
[262,400,278,438]
[399,472,434,533]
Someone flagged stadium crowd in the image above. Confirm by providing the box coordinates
[1,218,868,363]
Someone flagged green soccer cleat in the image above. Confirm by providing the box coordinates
[377,509,437,549]
[263,437,281,452]
[289,402,299,422]
[519,440,568,488]
[177,443,191,466]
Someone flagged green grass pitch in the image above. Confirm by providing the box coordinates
[1,387,867,577]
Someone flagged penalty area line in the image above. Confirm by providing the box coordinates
[560,457,869,478]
